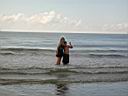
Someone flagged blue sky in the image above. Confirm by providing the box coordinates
[0,0,128,33]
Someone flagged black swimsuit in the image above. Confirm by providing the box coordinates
[62,54,69,65]
[56,46,64,57]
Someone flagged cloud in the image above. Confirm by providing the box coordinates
[27,11,56,24]
[102,23,128,32]
[0,11,127,33]
[0,13,25,22]
[0,11,81,32]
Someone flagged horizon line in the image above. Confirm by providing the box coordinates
[0,30,127,34]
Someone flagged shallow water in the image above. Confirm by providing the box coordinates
[0,67,128,85]
[0,32,128,95]
[0,32,128,69]
[0,48,128,69]
[0,82,128,96]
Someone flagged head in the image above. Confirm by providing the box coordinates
[57,36,65,48]
[60,37,65,43]
[59,36,65,45]
[64,41,67,45]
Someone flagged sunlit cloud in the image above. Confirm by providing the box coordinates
[102,23,128,32]
[0,11,81,32]
[0,11,127,33]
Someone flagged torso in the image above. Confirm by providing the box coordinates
[64,46,69,54]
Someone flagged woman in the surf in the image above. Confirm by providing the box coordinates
[56,37,65,65]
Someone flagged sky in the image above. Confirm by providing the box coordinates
[0,0,128,33]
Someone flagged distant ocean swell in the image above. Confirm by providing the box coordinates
[0,47,127,58]
[75,44,128,48]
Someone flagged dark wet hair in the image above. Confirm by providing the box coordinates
[64,41,67,44]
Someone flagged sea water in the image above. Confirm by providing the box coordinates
[0,32,128,67]
[0,31,128,83]
[0,82,128,96]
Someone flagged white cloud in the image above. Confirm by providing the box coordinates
[75,20,81,26]
[0,11,127,33]
[0,11,81,32]
[102,23,128,32]
[27,11,56,24]
[0,13,24,22]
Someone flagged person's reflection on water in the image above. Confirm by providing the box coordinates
[55,83,68,96]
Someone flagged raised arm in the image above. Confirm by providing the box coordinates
[68,42,73,48]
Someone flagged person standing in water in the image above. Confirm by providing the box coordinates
[62,41,73,65]
[56,37,65,65]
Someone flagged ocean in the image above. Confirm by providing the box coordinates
[0,31,128,96]
[0,32,128,68]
